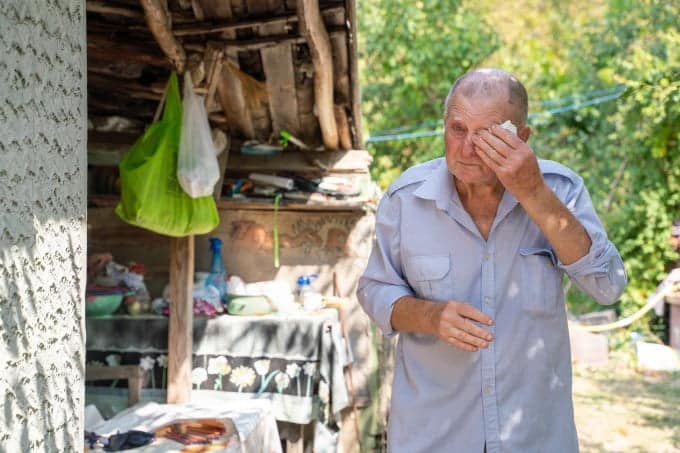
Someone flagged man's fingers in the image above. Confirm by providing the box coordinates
[489,124,520,148]
[445,335,478,353]
[472,136,505,166]
[448,326,490,349]
[475,130,512,157]
[474,141,504,170]
[439,301,493,348]
[458,303,494,326]
[460,318,494,342]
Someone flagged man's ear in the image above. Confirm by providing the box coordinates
[518,125,531,142]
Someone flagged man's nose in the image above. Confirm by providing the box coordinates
[462,132,477,156]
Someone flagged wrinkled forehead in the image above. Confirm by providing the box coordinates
[446,91,513,127]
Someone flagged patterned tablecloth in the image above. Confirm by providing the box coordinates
[86,310,349,426]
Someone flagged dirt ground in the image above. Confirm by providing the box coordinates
[573,354,680,453]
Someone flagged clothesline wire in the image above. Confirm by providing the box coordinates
[366,84,629,144]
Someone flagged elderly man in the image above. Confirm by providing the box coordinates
[358,68,627,453]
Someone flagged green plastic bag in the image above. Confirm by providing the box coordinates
[115,73,219,237]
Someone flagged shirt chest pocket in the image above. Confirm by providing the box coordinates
[403,255,452,301]
[520,247,563,317]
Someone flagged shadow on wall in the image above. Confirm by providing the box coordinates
[0,0,87,450]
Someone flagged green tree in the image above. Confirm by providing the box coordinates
[358,0,499,187]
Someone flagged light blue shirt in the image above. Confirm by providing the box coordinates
[357,158,627,453]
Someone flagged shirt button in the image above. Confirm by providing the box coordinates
[484,385,492,394]
[484,297,492,305]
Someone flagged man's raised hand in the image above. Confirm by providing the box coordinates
[472,124,544,200]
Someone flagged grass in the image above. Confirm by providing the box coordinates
[573,353,680,453]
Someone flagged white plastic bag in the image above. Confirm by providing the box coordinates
[178,73,220,198]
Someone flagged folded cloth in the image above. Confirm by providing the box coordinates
[104,430,155,451]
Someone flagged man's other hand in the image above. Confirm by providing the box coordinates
[431,301,494,352]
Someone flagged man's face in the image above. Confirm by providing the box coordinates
[444,92,514,186]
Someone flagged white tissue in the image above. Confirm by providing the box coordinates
[500,120,517,135]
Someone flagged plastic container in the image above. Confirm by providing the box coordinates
[86,293,123,317]
[205,237,228,304]
[296,274,323,310]
[227,295,274,316]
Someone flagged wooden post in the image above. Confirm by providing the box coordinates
[167,235,195,403]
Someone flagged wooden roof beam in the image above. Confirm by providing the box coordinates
[86,0,145,21]
[173,5,344,36]
[298,0,338,150]
[87,37,172,68]
[140,0,187,73]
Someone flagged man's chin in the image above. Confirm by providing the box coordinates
[451,163,495,183]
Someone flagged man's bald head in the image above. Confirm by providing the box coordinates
[443,68,528,126]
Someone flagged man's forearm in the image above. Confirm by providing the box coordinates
[390,296,441,335]
[519,183,591,265]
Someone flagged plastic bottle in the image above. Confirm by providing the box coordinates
[205,237,228,304]
[296,274,322,310]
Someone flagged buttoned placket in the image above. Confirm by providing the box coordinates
[444,181,511,453]
[480,237,500,453]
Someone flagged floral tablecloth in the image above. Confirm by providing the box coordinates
[86,310,349,427]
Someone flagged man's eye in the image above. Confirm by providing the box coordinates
[451,126,465,133]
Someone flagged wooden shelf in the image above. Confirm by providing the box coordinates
[88,143,372,174]
[88,195,369,212]
[216,198,367,211]
[228,149,371,174]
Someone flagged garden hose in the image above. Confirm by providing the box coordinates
[572,279,679,333]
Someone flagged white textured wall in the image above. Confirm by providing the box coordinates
[0,1,86,451]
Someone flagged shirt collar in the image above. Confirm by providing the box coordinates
[412,159,455,212]
[413,158,520,235]
[495,189,519,222]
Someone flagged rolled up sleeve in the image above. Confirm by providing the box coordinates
[357,194,413,337]
[556,177,627,305]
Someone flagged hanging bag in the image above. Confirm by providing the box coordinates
[177,73,220,198]
[115,72,219,237]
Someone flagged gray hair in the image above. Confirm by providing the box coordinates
[443,68,528,125]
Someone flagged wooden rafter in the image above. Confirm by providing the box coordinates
[87,37,171,67]
[140,0,187,73]
[173,5,344,36]
[298,0,339,150]
[86,1,145,20]
[183,26,345,51]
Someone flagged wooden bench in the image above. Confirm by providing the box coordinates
[85,365,145,407]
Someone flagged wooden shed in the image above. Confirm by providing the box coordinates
[84,0,382,451]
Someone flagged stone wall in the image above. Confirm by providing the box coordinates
[0,1,86,451]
